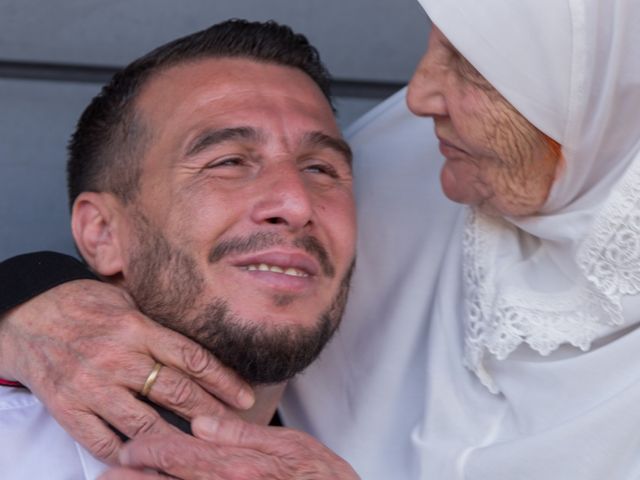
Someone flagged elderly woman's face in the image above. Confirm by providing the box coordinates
[407,26,560,217]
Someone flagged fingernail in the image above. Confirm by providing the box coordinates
[237,389,255,409]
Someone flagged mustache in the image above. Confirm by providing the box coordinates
[208,232,335,278]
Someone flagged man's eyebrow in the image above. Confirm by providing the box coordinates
[301,131,353,167]
[185,127,263,157]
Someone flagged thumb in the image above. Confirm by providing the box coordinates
[192,415,269,450]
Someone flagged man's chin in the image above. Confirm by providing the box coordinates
[181,299,337,385]
[226,306,329,329]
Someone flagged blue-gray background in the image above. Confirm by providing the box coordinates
[0,0,429,258]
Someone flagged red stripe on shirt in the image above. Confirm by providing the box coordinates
[0,378,24,387]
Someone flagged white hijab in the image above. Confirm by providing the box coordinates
[281,1,640,478]
[421,0,640,391]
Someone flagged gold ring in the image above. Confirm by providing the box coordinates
[140,362,163,397]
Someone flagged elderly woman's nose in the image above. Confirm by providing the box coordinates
[407,52,447,118]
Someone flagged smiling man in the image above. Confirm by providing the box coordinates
[85,56,356,391]
[0,20,357,478]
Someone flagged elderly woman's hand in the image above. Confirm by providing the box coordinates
[98,416,360,480]
[0,279,254,463]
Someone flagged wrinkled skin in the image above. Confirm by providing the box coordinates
[406,26,560,217]
[99,416,360,479]
[0,280,253,463]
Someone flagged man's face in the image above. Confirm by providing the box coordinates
[117,58,356,384]
[406,26,560,217]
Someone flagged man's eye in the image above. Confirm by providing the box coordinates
[204,157,243,169]
[304,163,339,178]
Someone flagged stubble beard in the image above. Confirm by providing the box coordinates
[124,212,354,385]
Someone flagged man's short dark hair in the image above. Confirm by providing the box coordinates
[67,19,333,208]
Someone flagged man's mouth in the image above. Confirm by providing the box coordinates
[244,263,309,277]
[210,232,334,278]
[233,250,320,280]
[233,253,317,294]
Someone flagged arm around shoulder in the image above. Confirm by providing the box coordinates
[0,250,254,463]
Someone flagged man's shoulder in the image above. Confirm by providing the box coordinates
[0,384,39,410]
[0,385,107,479]
[0,251,98,314]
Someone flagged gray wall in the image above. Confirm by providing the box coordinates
[0,1,429,258]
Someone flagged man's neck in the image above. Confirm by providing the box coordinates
[237,382,286,425]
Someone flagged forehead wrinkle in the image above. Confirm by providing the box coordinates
[185,126,266,157]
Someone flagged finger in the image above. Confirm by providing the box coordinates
[56,410,124,463]
[46,377,178,460]
[192,415,292,454]
[142,325,254,410]
[118,430,359,480]
[143,364,242,421]
[191,417,361,479]
[119,433,279,480]
[96,389,183,441]
[118,432,227,478]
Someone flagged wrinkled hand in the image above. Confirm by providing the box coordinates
[99,416,360,480]
[0,279,254,463]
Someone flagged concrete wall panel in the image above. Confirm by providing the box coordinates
[1,0,428,82]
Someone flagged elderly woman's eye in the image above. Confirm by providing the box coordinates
[453,54,493,90]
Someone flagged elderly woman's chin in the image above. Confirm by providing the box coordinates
[439,158,552,218]
[438,158,502,216]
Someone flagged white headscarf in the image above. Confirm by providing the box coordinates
[281,1,640,478]
[421,0,640,391]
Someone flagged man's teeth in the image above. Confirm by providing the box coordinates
[245,264,308,277]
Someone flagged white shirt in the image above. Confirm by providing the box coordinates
[0,386,107,479]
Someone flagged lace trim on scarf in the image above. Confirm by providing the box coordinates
[463,158,640,393]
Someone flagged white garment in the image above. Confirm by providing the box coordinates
[422,0,640,394]
[281,1,640,478]
[0,386,107,479]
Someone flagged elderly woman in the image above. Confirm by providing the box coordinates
[1,0,639,478]
[288,0,640,478]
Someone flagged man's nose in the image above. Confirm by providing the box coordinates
[250,164,314,231]
[406,51,447,118]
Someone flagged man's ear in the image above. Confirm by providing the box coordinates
[71,192,127,277]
